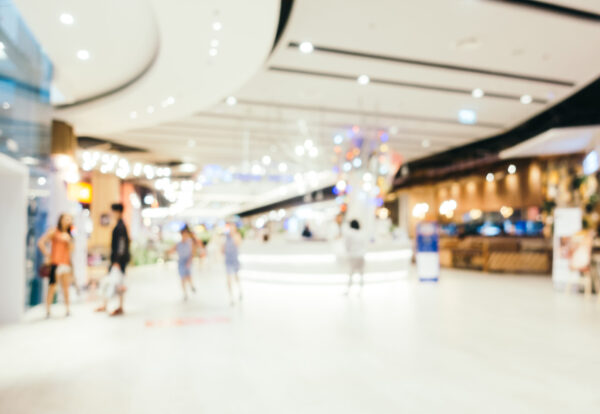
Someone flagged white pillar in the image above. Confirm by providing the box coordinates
[0,153,28,323]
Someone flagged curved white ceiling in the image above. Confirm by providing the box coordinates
[13,0,281,135]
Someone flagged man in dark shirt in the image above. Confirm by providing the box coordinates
[95,203,130,316]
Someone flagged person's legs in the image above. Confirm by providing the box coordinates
[46,265,57,317]
[181,276,188,301]
[226,271,235,305]
[110,262,126,316]
[233,270,242,300]
[59,270,71,316]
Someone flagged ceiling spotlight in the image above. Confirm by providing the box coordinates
[343,162,352,172]
[226,96,237,106]
[508,164,517,174]
[299,41,314,54]
[37,176,47,186]
[2,102,10,110]
[210,39,219,48]
[520,94,533,104]
[353,158,362,168]
[278,162,288,173]
[486,173,495,182]
[458,109,477,125]
[187,139,196,147]
[309,147,319,158]
[304,139,313,148]
[422,139,431,148]
[472,88,484,98]
[76,49,90,60]
[357,74,370,85]
[212,21,222,31]
[146,105,154,114]
[262,155,271,165]
[295,145,305,156]
[59,13,74,25]
[209,48,218,57]
[161,96,175,108]
[129,111,137,119]
[333,134,343,145]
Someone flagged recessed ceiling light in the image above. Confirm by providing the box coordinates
[333,134,343,144]
[422,139,431,148]
[209,48,218,57]
[188,139,196,148]
[146,105,154,114]
[357,74,370,85]
[60,13,74,25]
[129,111,137,119]
[226,96,237,106]
[299,41,314,54]
[77,49,90,60]
[2,102,10,110]
[508,164,517,174]
[472,88,484,98]
[304,139,313,148]
[212,21,222,31]
[262,155,271,165]
[458,109,477,125]
[210,39,219,48]
[295,145,305,156]
[37,176,47,186]
[278,162,288,173]
[486,173,495,182]
[309,147,319,158]
[520,94,532,104]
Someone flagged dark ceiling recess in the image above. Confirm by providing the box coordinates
[490,0,600,22]
[78,136,148,153]
[272,0,294,51]
[394,76,600,189]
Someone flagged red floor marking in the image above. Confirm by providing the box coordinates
[145,316,230,328]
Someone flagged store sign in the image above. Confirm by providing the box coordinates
[67,182,92,203]
[552,208,582,288]
[416,221,439,282]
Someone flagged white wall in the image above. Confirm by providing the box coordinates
[0,153,28,323]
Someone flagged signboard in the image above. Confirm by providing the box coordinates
[552,208,582,288]
[416,221,439,282]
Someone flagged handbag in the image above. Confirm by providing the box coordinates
[39,264,52,278]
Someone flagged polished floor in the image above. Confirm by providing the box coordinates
[1,262,599,413]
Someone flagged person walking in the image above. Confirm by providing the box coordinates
[95,203,130,316]
[38,214,74,318]
[344,219,367,294]
[168,225,196,301]
[223,223,243,305]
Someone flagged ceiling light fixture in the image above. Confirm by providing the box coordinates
[129,111,137,119]
[146,105,154,114]
[520,94,533,104]
[486,173,495,182]
[508,164,517,174]
[76,49,90,60]
[59,13,74,25]
[212,21,222,31]
[226,96,237,106]
[210,39,219,48]
[209,48,218,57]
[295,145,305,156]
[278,162,288,173]
[262,155,271,165]
[357,74,370,85]
[472,88,484,98]
[309,147,319,158]
[333,134,343,145]
[422,139,431,148]
[458,109,477,125]
[299,41,314,54]
[2,102,10,110]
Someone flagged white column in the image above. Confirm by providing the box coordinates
[0,153,28,323]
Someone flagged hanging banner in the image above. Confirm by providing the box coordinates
[552,208,582,288]
[416,221,439,282]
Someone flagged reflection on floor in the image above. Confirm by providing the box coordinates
[1,262,599,413]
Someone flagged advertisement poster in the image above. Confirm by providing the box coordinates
[416,221,439,282]
[552,208,583,288]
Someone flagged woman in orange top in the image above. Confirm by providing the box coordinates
[38,214,74,318]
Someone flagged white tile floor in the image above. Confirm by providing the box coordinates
[1,263,600,413]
